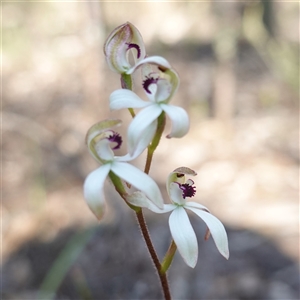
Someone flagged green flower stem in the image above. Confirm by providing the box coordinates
[136,210,171,300]
[160,240,177,274]
[121,73,136,118]
[108,171,127,196]
[108,171,140,212]
[144,112,166,174]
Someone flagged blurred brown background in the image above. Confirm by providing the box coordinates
[2,1,299,299]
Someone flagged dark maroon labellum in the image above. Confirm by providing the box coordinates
[178,182,196,199]
[143,76,159,94]
[107,132,123,150]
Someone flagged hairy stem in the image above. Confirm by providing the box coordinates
[136,210,171,300]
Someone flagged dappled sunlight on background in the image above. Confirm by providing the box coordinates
[3,1,299,299]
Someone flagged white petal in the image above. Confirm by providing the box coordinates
[83,164,111,220]
[110,89,150,110]
[127,56,172,74]
[116,118,157,161]
[111,162,164,209]
[169,207,198,268]
[127,105,162,155]
[169,182,185,205]
[185,201,210,212]
[155,79,172,103]
[95,139,114,161]
[160,104,189,138]
[132,118,157,158]
[145,82,157,103]
[186,207,229,259]
[126,191,175,213]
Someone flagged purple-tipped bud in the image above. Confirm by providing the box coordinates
[104,22,146,74]
[126,43,141,59]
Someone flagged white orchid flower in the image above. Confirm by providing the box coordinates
[127,167,229,268]
[104,21,170,77]
[109,65,189,156]
[83,119,164,220]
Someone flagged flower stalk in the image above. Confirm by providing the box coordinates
[144,112,166,174]
[160,240,177,275]
[120,74,136,118]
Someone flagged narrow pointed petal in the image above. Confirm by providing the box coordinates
[110,89,150,110]
[127,105,162,155]
[127,56,172,75]
[111,162,164,209]
[186,207,229,259]
[169,182,186,205]
[126,191,175,213]
[169,207,198,268]
[160,104,189,138]
[95,139,114,161]
[116,119,157,161]
[185,201,210,212]
[155,79,172,103]
[131,117,157,158]
[83,164,111,220]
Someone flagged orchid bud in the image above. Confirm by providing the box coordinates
[104,22,146,74]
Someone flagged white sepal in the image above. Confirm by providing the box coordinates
[127,56,172,75]
[126,191,174,213]
[127,105,162,155]
[160,104,190,138]
[186,207,229,260]
[110,89,150,110]
[83,164,111,220]
[184,201,210,212]
[169,182,186,205]
[111,162,164,209]
[169,207,198,268]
